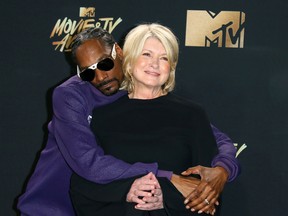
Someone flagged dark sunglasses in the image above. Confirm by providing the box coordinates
[77,44,116,81]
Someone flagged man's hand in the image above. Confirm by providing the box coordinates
[126,172,163,210]
[181,165,229,215]
[170,174,199,197]
[170,174,215,214]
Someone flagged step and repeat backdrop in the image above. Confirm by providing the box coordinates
[1,0,287,215]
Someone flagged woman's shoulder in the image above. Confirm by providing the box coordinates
[166,93,205,112]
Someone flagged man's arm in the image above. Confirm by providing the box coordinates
[129,123,239,213]
[52,85,172,183]
[52,84,172,211]
[180,124,240,215]
[210,124,241,182]
[128,124,241,213]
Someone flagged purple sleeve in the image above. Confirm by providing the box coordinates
[210,124,241,182]
[52,86,162,184]
[157,170,173,180]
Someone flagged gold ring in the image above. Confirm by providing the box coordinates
[204,198,210,205]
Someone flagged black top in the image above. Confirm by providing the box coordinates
[91,93,217,174]
[70,93,219,216]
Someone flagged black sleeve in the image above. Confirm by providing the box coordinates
[191,108,218,167]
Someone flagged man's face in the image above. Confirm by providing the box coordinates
[75,39,124,96]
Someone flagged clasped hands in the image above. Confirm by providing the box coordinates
[126,172,164,210]
[126,166,228,215]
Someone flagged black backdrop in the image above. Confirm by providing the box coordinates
[1,0,287,215]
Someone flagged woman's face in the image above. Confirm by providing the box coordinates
[132,37,171,93]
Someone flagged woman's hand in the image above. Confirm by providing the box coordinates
[126,172,163,210]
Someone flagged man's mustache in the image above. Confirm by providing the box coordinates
[95,78,120,88]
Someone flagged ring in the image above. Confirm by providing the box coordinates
[204,198,210,205]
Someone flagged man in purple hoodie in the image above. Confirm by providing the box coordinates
[17,27,240,216]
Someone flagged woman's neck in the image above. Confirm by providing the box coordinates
[128,88,165,99]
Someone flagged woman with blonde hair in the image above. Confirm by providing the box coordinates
[71,23,228,216]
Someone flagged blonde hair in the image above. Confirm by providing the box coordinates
[121,23,179,94]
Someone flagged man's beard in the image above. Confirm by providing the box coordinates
[96,78,121,96]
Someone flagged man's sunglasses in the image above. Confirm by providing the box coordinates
[77,44,117,81]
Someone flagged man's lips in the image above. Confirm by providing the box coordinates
[96,78,120,90]
[96,79,114,88]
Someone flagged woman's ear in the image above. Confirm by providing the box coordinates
[115,43,123,60]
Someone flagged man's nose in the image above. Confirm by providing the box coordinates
[95,70,108,82]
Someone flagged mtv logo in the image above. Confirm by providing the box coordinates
[185,10,245,48]
[79,7,95,17]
